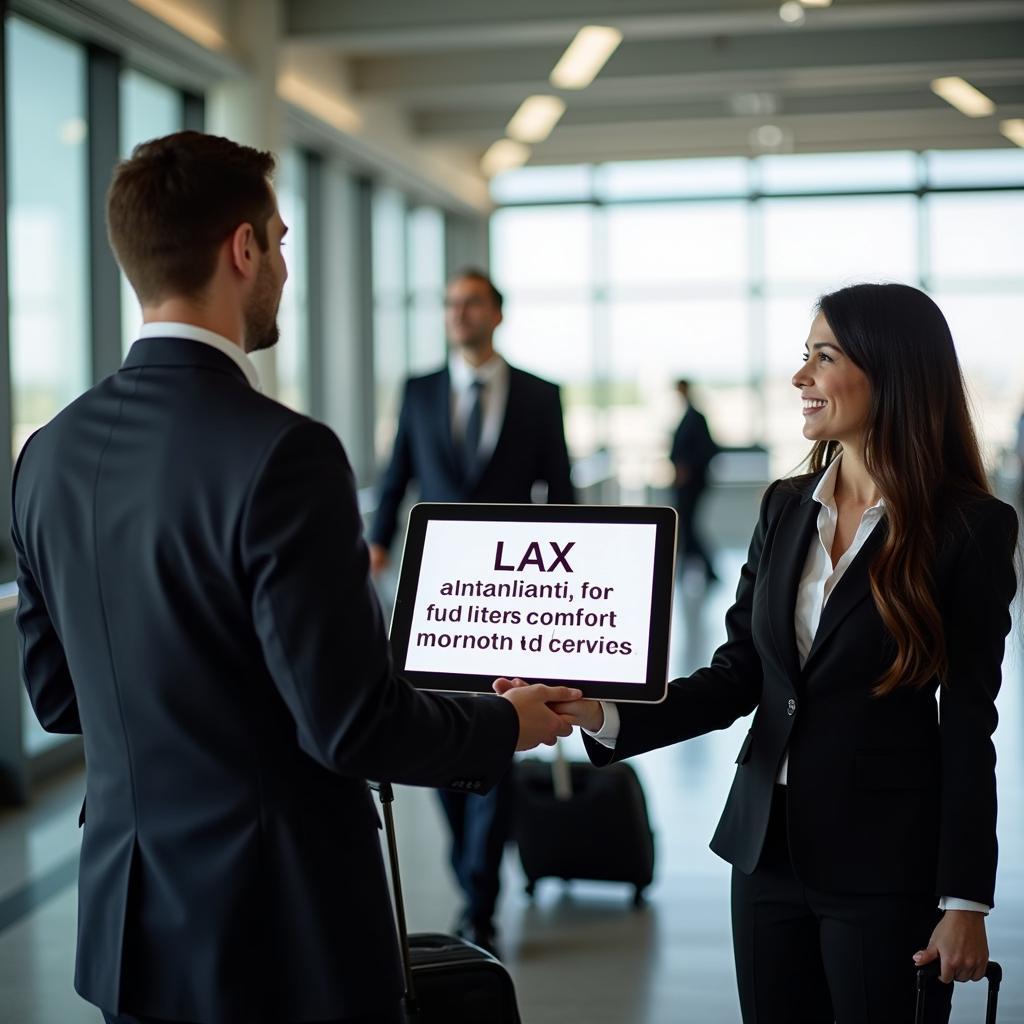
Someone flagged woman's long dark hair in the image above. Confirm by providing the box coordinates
[807,283,990,695]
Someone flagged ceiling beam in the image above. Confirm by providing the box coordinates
[346,21,1024,98]
[411,85,1024,141]
[285,0,1024,52]
[522,109,1024,163]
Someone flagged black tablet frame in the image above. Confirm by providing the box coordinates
[389,502,676,703]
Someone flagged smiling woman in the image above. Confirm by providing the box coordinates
[553,281,1019,1024]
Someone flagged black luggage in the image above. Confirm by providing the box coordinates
[914,961,1002,1023]
[372,781,521,1024]
[514,751,655,906]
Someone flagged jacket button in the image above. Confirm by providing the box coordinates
[787,698,796,716]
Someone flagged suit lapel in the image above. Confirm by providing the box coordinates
[803,518,887,671]
[433,370,461,481]
[766,484,819,683]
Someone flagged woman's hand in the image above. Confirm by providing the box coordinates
[492,677,605,733]
[913,910,989,983]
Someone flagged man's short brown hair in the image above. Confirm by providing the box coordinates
[107,130,276,305]
[450,268,504,311]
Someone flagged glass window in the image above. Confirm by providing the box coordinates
[119,69,183,352]
[926,149,1024,189]
[926,193,1024,285]
[605,202,749,288]
[275,148,310,412]
[407,206,445,373]
[762,195,918,288]
[489,151,1024,493]
[607,298,755,486]
[497,299,596,455]
[6,17,90,456]
[596,157,749,200]
[489,164,592,204]
[372,188,408,461]
[490,205,594,292]
[930,291,1024,463]
[757,151,919,194]
[6,16,90,756]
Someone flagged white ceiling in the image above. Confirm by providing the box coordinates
[283,0,1024,164]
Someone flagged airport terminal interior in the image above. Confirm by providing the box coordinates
[1,0,1024,1021]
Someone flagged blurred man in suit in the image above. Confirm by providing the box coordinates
[671,379,719,583]
[12,132,579,1024]
[369,269,575,954]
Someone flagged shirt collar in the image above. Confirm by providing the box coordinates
[137,322,261,391]
[448,351,506,391]
[811,454,885,514]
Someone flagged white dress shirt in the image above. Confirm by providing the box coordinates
[136,322,260,391]
[588,455,988,913]
[449,352,509,463]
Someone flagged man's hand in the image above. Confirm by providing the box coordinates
[368,543,390,576]
[497,679,582,750]
[494,677,605,735]
[913,910,989,983]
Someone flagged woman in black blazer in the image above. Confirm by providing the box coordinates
[501,283,1018,1023]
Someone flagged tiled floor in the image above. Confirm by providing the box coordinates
[2,549,1023,1022]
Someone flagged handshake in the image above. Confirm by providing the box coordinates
[492,677,605,751]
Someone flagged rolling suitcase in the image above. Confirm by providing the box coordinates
[371,781,522,1024]
[914,961,1002,1023]
[514,747,655,906]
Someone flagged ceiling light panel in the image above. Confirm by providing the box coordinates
[1001,119,1024,147]
[550,26,622,90]
[506,95,567,144]
[481,139,531,177]
[930,77,996,118]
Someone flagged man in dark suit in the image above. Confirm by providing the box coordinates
[12,131,579,1024]
[369,269,575,954]
[670,379,719,583]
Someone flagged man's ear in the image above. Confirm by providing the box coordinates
[228,222,258,281]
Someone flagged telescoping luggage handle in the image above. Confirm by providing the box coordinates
[368,780,421,1024]
[914,960,1001,1024]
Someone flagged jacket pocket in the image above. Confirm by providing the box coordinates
[735,731,753,765]
[855,753,928,791]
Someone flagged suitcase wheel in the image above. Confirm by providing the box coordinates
[633,886,646,909]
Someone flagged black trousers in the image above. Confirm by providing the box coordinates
[675,480,715,579]
[731,787,953,1024]
[103,1009,404,1024]
[437,766,516,928]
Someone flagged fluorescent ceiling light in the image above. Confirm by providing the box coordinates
[930,77,996,118]
[800,0,834,7]
[506,96,566,144]
[129,0,225,50]
[481,139,531,177]
[550,26,622,90]
[778,2,806,25]
[1001,119,1024,147]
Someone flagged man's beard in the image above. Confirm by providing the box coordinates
[244,259,281,353]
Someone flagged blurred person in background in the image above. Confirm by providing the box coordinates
[506,283,1017,1023]
[369,268,575,956]
[670,378,719,583]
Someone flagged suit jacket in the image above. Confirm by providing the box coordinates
[11,338,519,1024]
[586,473,1017,906]
[369,364,575,549]
[670,404,716,487]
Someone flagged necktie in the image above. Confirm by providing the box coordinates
[461,378,485,482]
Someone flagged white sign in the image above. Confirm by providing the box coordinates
[403,519,657,685]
